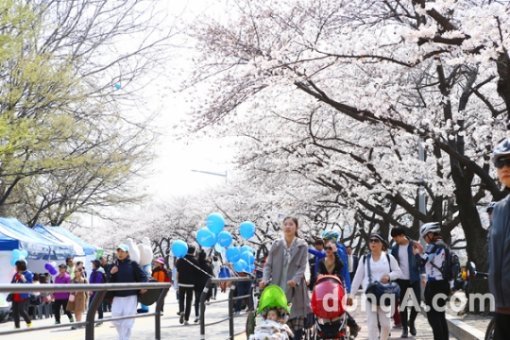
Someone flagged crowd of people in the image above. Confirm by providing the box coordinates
[8,244,171,340]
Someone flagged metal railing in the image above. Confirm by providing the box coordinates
[199,277,254,340]
[0,282,171,340]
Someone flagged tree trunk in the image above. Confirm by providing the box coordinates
[452,172,488,271]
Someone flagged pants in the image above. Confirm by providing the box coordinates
[89,296,104,319]
[112,295,138,340]
[211,283,217,298]
[53,299,73,323]
[12,300,31,328]
[234,281,251,312]
[424,280,450,340]
[194,286,204,317]
[178,286,193,321]
[365,300,391,340]
[397,279,420,330]
[494,313,510,340]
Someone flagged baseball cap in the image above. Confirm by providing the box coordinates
[116,244,129,252]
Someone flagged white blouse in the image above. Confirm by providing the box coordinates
[350,251,402,296]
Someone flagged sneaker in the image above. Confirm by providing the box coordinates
[69,316,74,323]
[55,321,61,325]
[26,323,32,328]
[194,317,199,323]
[184,321,189,326]
[179,313,184,325]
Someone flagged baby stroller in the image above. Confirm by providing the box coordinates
[310,275,349,340]
[247,284,293,339]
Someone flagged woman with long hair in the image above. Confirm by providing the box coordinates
[260,216,311,340]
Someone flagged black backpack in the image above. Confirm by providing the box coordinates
[429,243,460,281]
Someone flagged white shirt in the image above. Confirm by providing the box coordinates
[350,251,402,296]
[398,244,410,280]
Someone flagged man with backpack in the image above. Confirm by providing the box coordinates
[489,138,510,339]
[109,244,147,340]
[416,222,451,340]
[390,227,423,338]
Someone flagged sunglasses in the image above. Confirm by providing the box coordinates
[495,157,510,169]
[369,239,381,243]
[324,246,334,251]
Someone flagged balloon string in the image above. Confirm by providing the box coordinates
[182,257,215,278]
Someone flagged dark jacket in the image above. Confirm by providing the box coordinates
[109,258,147,297]
[489,195,510,311]
[89,269,106,284]
[318,254,344,280]
[196,260,213,291]
[390,239,423,283]
[176,255,200,287]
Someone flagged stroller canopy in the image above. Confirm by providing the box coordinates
[257,284,290,314]
[311,275,345,320]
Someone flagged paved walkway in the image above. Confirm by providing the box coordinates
[0,290,490,339]
[0,290,246,340]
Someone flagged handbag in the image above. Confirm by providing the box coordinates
[364,253,400,306]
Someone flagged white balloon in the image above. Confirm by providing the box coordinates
[138,243,151,266]
[125,238,140,263]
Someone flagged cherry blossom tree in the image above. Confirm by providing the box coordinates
[185,0,510,270]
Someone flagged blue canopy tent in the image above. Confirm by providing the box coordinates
[34,225,97,274]
[0,218,76,283]
[35,225,96,256]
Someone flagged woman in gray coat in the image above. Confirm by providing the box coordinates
[260,216,311,340]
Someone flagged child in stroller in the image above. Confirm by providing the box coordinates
[249,285,294,340]
[311,275,349,339]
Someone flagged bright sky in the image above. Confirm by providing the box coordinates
[75,0,236,236]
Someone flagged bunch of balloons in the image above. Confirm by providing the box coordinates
[10,249,28,266]
[169,212,258,274]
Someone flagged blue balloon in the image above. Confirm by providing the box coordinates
[206,213,225,235]
[245,264,254,274]
[226,247,241,263]
[240,245,254,254]
[114,82,121,90]
[241,251,255,265]
[171,240,188,258]
[196,227,216,248]
[219,266,231,278]
[239,221,256,240]
[20,249,28,259]
[217,231,233,248]
[11,249,21,265]
[233,259,247,272]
